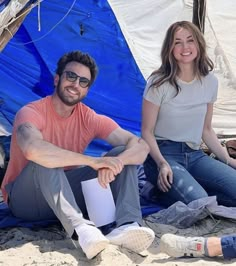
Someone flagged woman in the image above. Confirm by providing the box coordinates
[142,21,236,207]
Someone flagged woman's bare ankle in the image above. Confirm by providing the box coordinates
[207,237,222,257]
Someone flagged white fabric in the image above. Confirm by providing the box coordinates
[206,1,236,135]
[108,0,236,136]
[0,0,29,35]
[0,112,12,136]
[108,0,192,79]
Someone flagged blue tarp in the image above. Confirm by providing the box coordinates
[0,201,59,228]
[0,165,163,228]
[0,201,162,229]
[0,0,145,156]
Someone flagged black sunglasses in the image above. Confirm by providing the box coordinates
[63,71,90,88]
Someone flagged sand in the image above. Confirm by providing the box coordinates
[1,189,236,266]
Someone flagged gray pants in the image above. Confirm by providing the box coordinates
[6,146,142,237]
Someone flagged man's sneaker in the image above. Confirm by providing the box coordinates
[74,224,109,259]
[160,233,205,258]
[106,222,155,253]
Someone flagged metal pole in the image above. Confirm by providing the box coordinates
[192,0,206,33]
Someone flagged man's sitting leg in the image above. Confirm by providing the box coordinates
[104,147,155,253]
[7,162,109,260]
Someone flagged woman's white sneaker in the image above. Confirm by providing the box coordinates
[160,233,205,258]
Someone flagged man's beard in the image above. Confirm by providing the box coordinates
[56,80,85,106]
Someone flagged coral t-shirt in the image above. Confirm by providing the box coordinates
[1,96,119,202]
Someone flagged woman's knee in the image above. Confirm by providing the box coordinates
[170,181,208,204]
[170,165,208,203]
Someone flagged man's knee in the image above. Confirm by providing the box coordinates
[104,146,126,157]
[27,161,61,174]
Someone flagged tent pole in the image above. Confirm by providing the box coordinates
[0,5,32,52]
[192,0,206,33]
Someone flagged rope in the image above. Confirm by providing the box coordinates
[14,0,77,45]
[37,0,41,31]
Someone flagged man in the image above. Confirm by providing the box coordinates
[1,51,155,259]
[160,233,236,260]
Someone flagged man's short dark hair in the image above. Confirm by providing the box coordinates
[56,51,98,86]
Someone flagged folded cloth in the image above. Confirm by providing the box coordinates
[147,196,236,228]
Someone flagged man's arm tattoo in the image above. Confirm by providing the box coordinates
[17,123,34,140]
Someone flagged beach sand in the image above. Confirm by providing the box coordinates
[1,187,236,266]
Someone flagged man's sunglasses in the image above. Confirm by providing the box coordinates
[63,71,90,88]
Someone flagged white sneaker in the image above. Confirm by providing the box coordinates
[106,222,155,253]
[74,224,109,259]
[160,233,205,258]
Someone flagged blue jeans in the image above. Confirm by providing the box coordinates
[144,140,236,207]
[222,235,236,259]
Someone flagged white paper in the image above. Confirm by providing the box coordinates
[81,178,116,227]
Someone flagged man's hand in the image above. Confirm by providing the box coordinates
[97,168,116,188]
[91,156,124,176]
[157,162,173,192]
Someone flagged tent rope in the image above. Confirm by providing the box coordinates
[12,0,77,46]
[37,0,41,31]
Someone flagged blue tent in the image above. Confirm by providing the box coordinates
[0,0,146,155]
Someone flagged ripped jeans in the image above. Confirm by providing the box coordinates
[144,140,236,207]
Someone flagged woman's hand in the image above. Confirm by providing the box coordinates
[228,157,236,169]
[157,162,173,192]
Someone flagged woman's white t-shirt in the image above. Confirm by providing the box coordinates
[143,72,218,149]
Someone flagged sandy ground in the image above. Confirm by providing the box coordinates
[1,189,236,266]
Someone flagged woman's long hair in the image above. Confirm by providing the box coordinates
[149,21,214,93]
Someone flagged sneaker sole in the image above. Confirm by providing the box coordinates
[108,228,155,253]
